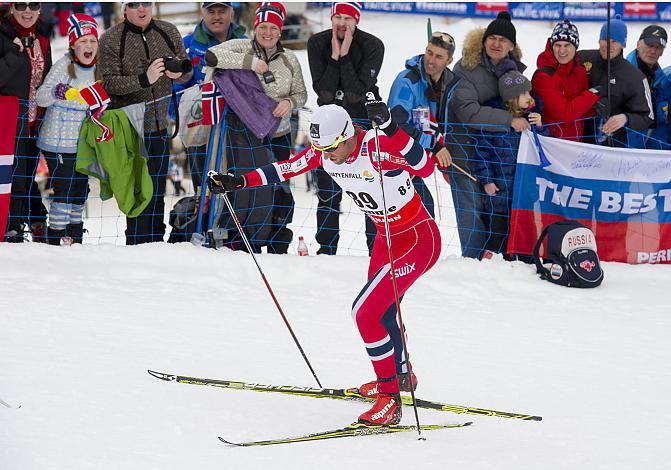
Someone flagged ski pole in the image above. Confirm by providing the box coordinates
[370,122,424,439]
[210,172,322,388]
[451,161,477,182]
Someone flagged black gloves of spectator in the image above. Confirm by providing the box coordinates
[593,97,610,119]
[206,172,246,194]
[365,98,398,136]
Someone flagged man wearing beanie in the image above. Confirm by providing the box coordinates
[625,25,671,149]
[307,2,384,255]
[99,2,192,244]
[578,15,653,148]
[532,19,601,142]
[446,11,528,260]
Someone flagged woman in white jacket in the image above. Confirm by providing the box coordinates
[36,14,99,245]
[205,2,307,254]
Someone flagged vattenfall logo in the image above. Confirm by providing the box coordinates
[329,172,362,179]
[362,170,375,182]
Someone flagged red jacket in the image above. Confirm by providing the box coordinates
[531,39,599,141]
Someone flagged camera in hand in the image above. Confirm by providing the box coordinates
[21,35,35,49]
[262,71,275,84]
[162,56,192,74]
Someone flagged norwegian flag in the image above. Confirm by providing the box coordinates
[79,82,113,142]
[0,96,19,241]
[201,81,225,125]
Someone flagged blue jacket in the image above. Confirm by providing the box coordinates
[388,54,459,150]
[627,50,671,149]
[472,126,548,215]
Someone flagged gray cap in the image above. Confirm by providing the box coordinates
[499,70,531,101]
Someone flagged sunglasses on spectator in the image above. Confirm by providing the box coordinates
[126,2,152,9]
[432,31,455,49]
[13,3,41,11]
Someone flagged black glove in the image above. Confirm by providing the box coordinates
[432,136,446,155]
[207,172,246,194]
[593,97,610,119]
[365,99,398,136]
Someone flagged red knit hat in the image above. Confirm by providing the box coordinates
[331,2,362,24]
[254,2,285,31]
[67,13,98,47]
[258,2,286,20]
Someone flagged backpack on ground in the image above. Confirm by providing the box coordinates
[532,220,603,288]
[168,196,208,243]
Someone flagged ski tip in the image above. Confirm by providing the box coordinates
[147,370,175,381]
[218,436,243,446]
[465,421,474,426]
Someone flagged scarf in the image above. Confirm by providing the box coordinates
[10,16,49,124]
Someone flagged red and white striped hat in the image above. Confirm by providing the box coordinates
[331,2,362,24]
[254,2,285,31]
[67,13,98,47]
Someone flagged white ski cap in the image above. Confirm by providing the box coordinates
[309,104,355,150]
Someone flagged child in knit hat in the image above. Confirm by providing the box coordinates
[471,59,545,259]
[34,14,101,245]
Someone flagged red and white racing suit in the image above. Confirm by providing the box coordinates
[244,127,441,394]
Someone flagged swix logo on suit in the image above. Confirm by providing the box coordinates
[391,262,416,279]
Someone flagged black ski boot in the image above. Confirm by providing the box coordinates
[47,227,66,246]
[67,223,85,244]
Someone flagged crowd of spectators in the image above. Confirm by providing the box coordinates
[0,2,667,259]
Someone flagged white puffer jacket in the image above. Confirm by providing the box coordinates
[36,54,96,154]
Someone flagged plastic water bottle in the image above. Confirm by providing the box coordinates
[297,236,309,256]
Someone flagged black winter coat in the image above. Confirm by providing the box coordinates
[578,50,654,146]
[0,17,52,100]
[307,28,383,119]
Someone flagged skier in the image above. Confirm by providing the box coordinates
[207,101,442,425]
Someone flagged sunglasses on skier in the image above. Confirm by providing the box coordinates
[13,3,41,11]
[311,135,345,152]
[311,122,348,152]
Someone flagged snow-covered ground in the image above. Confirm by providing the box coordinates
[2,7,671,470]
[1,244,670,469]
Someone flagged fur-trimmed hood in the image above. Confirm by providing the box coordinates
[460,27,524,71]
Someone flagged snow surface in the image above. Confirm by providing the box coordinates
[2,8,671,470]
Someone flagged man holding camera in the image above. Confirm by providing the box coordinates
[99,1,192,244]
